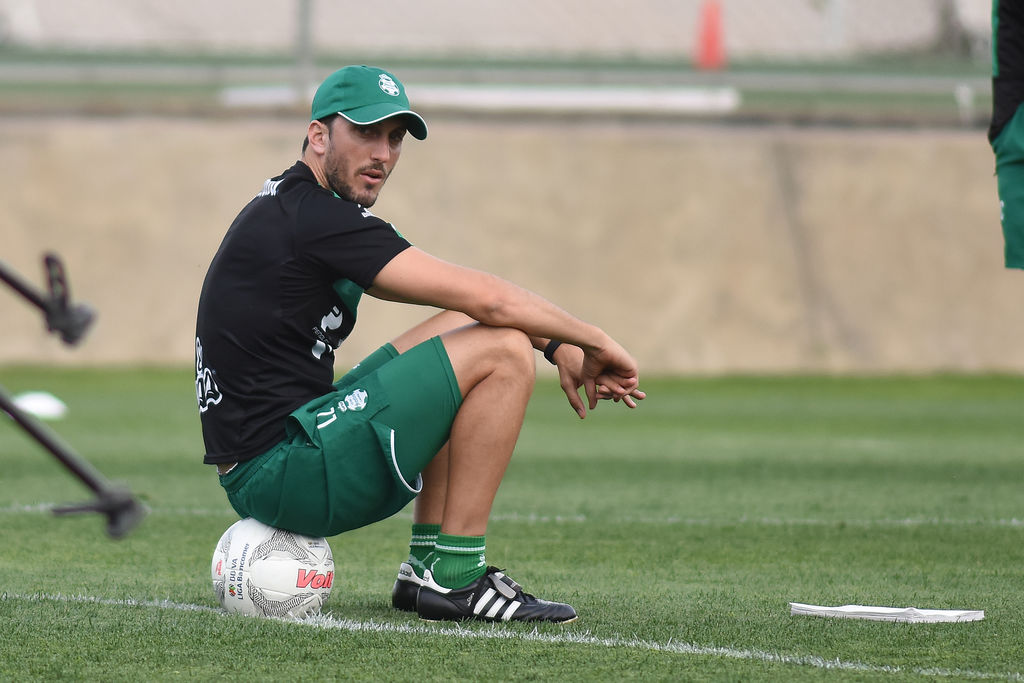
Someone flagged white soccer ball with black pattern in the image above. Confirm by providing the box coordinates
[211,518,334,619]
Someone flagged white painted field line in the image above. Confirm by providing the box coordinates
[4,503,1024,529]
[626,516,1024,529]
[5,592,1019,681]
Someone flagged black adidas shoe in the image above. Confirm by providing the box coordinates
[416,566,577,624]
[391,562,425,612]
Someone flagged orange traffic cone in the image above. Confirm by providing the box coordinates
[695,0,725,71]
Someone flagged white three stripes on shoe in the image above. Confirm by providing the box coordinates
[472,588,522,621]
[472,588,496,616]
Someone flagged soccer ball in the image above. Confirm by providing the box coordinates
[211,518,334,619]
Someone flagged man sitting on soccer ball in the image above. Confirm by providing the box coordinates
[195,65,644,623]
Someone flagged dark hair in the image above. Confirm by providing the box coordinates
[302,114,339,153]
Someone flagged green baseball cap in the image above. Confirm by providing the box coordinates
[310,65,428,140]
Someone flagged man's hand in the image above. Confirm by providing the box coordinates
[552,343,645,419]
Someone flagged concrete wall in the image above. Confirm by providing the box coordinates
[0,116,1017,374]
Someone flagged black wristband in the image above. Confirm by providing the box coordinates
[543,340,562,365]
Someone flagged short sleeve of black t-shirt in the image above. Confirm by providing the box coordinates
[195,161,411,463]
[991,1,1024,141]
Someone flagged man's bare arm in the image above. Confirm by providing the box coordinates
[368,247,639,407]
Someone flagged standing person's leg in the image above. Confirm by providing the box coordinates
[992,111,1024,269]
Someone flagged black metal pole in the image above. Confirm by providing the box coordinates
[0,259,50,313]
[0,387,107,495]
[0,386,146,538]
[1,254,144,538]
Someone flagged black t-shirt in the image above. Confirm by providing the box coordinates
[195,161,411,464]
[991,0,1024,141]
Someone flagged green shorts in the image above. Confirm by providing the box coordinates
[992,103,1024,269]
[218,336,462,537]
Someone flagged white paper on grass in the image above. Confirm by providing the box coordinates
[789,602,984,623]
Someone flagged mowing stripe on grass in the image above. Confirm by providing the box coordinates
[5,592,1020,681]
[4,503,1024,528]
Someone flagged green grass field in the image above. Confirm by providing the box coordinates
[1,367,1023,680]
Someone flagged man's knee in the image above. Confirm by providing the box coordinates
[471,326,534,378]
[442,325,535,389]
[504,328,536,379]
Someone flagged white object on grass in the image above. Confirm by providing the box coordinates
[11,391,68,420]
[789,602,984,623]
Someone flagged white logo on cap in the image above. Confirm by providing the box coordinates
[378,74,400,97]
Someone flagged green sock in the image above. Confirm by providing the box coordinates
[428,532,487,589]
[407,523,440,579]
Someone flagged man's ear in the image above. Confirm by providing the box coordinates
[306,120,330,154]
